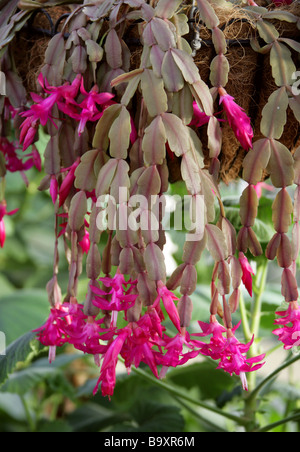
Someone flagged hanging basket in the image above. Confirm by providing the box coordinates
[9,1,300,184]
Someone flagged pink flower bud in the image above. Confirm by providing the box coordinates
[218,87,253,151]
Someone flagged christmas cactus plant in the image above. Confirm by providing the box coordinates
[0,0,300,432]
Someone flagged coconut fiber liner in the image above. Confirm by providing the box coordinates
[11,3,300,184]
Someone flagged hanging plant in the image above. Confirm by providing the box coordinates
[0,0,299,406]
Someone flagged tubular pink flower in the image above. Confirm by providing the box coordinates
[218,87,253,151]
[238,252,255,297]
[19,74,82,150]
[76,80,114,135]
[156,282,181,333]
[50,176,59,205]
[158,331,198,377]
[33,304,69,362]
[92,273,138,312]
[19,117,39,151]
[191,316,265,390]
[0,200,19,248]
[121,315,160,378]
[93,328,131,397]
[58,159,80,207]
[68,316,107,359]
[216,331,265,390]
[273,301,300,350]
[189,101,211,128]
[253,182,275,199]
[38,73,82,105]
[79,229,90,255]
[0,219,5,249]
[0,137,41,173]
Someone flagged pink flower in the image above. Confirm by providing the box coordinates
[155,282,181,333]
[192,315,265,390]
[93,328,131,397]
[92,272,138,313]
[189,102,211,128]
[192,316,227,360]
[121,314,160,378]
[0,219,5,249]
[58,159,80,207]
[0,200,19,248]
[75,80,114,135]
[34,300,91,362]
[19,74,82,151]
[33,303,69,362]
[50,176,59,204]
[239,252,255,297]
[39,73,82,106]
[79,228,90,254]
[19,117,39,151]
[253,182,275,200]
[216,331,265,390]
[68,316,107,361]
[273,301,300,350]
[0,137,41,174]
[218,87,253,150]
[158,332,198,378]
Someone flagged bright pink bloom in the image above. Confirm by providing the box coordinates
[93,328,131,397]
[68,317,107,361]
[33,303,69,362]
[75,80,114,135]
[79,228,90,254]
[34,300,88,362]
[218,87,253,150]
[58,159,80,207]
[158,332,198,378]
[273,301,300,350]
[239,252,255,297]
[19,117,39,151]
[191,316,265,390]
[39,73,82,106]
[155,282,181,332]
[19,74,82,151]
[0,200,19,248]
[0,219,5,249]
[121,314,160,378]
[191,316,227,360]
[189,102,211,128]
[50,176,59,204]
[92,272,138,313]
[0,137,41,173]
[216,331,265,390]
